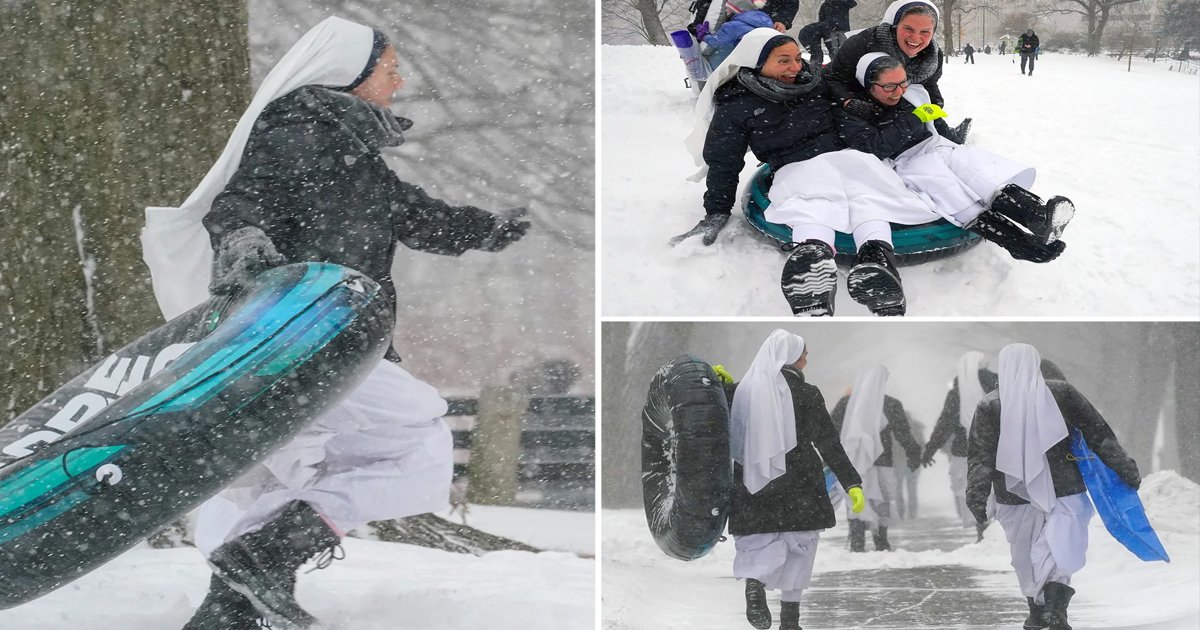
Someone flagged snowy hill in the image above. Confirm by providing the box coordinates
[603,469,1200,629]
[600,46,1200,316]
[0,505,594,629]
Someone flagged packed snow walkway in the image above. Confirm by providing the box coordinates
[602,471,1200,630]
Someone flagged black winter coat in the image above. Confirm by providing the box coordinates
[729,366,863,535]
[923,369,999,459]
[965,380,1141,525]
[818,0,857,32]
[830,393,923,468]
[1017,33,1039,55]
[702,69,844,215]
[204,86,499,318]
[834,100,932,160]
[824,27,945,106]
[690,0,799,30]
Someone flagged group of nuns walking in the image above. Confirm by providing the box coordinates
[723,330,1139,630]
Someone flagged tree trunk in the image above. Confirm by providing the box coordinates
[1174,323,1200,484]
[600,322,632,508]
[637,0,671,45]
[0,1,250,423]
[942,0,958,56]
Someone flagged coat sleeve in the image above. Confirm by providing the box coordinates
[765,0,799,29]
[829,395,848,433]
[702,100,752,215]
[885,398,923,464]
[924,383,959,457]
[923,53,945,106]
[823,31,869,104]
[809,388,862,489]
[966,398,998,524]
[834,107,925,159]
[386,174,500,256]
[1063,385,1142,489]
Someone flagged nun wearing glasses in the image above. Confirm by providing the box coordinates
[966,344,1140,630]
[728,329,864,630]
[142,17,529,630]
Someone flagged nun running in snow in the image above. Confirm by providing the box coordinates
[836,53,1075,263]
[728,330,865,630]
[921,351,998,532]
[966,344,1141,630]
[830,365,923,552]
[141,17,530,630]
[677,28,947,318]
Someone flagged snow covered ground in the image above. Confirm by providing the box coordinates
[602,468,1200,629]
[600,46,1200,316]
[0,505,594,629]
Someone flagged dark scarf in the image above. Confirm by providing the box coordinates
[735,65,822,103]
[872,23,940,85]
[300,86,412,152]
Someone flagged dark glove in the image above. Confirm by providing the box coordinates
[935,116,972,144]
[670,213,730,246]
[844,97,885,121]
[210,226,285,296]
[1121,470,1142,490]
[478,207,531,252]
[919,447,936,468]
[694,21,711,42]
[975,520,989,542]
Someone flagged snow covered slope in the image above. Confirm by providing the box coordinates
[601,46,1200,316]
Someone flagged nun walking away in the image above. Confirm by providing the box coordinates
[966,344,1141,630]
[141,17,530,630]
[825,0,972,145]
[830,366,923,552]
[920,351,997,531]
[836,54,1074,263]
[728,330,865,630]
[677,28,947,317]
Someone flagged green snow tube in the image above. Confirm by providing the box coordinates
[743,164,983,266]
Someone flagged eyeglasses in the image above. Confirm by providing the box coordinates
[872,79,911,93]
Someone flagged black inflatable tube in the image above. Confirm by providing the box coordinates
[641,355,732,561]
[0,262,391,609]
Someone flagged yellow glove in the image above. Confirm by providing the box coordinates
[848,487,865,513]
[712,364,735,384]
[912,103,948,123]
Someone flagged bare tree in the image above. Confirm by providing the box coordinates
[1156,0,1200,58]
[0,1,250,423]
[602,0,691,44]
[1037,0,1147,55]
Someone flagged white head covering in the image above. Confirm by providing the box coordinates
[882,0,941,26]
[839,366,889,487]
[995,343,1069,513]
[956,351,988,435]
[141,16,381,320]
[730,329,805,494]
[684,28,790,169]
[854,52,890,87]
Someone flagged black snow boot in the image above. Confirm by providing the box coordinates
[181,574,262,630]
[848,520,867,552]
[968,210,1066,263]
[208,501,343,629]
[1023,597,1049,629]
[872,525,892,551]
[1041,582,1075,630]
[745,578,773,629]
[779,601,802,630]
[847,240,905,316]
[780,240,838,317]
[990,184,1075,245]
[935,116,973,145]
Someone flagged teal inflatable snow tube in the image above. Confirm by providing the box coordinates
[743,164,983,265]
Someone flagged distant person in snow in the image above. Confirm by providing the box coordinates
[984,44,992,54]
[963,42,975,63]
[817,0,857,61]
[1018,29,1040,75]
[921,351,997,531]
[824,0,972,145]
[999,40,1007,55]
[967,344,1140,630]
[680,30,958,317]
[797,20,835,67]
[727,330,864,630]
[835,53,1075,264]
[830,366,924,552]
[142,17,529,630]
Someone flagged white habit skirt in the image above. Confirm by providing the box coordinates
[765,149,940,233]
[994,491,1094,604]
[194,359,453,555]
[892,134,1036,227]
[733,531,822,592]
